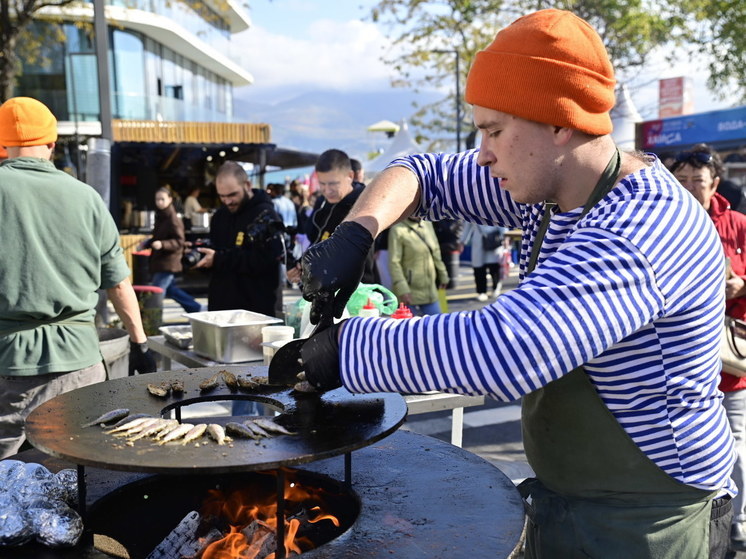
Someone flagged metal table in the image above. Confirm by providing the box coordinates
[147,335,485,447]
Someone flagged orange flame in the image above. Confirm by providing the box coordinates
[200,472,339,559]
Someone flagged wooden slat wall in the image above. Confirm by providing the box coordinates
[120,234,150,284]
[112,120,272,144]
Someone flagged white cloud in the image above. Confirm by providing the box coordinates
[231,18,395,94]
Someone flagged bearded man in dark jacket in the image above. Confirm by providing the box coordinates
[196,161,283,316]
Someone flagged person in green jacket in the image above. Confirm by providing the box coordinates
[388,217,449,316]
[0,97,156,458]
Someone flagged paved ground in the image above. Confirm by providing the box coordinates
[150,264,746,558]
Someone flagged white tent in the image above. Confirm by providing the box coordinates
[611,84,643,150]
[367,120,422,174]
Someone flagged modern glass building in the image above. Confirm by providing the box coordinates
[20,0,253,127]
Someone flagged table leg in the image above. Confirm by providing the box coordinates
[451,407,464,447]
[161,356,172,370]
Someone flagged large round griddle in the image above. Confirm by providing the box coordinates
[25,365,407,474]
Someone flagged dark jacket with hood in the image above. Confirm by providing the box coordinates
[305,185,379,284]
[208,189,283,316]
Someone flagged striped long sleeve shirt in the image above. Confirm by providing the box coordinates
[339,149,736,493]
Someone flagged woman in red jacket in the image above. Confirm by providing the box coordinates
[672,144,746,552]
[147,187,202,314]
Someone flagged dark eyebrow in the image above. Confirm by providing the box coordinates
[474,119,502,130]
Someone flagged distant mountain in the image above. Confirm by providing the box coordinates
[232,87,441,161]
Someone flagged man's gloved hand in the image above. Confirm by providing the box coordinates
[128,340,157,375]
[301,221,374,324]
[300,321,344,391]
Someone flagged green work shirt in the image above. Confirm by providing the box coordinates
[0,157,130,376]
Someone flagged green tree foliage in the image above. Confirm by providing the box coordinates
[677,0,746,102]
[368,0,721,148]
[0,0,77,101]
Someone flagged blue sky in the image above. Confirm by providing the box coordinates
[233,0,738,119]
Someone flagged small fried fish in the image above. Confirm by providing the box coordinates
[220,370,238,390]
[104,416,153,435]
[182,424,208,445]
[225,422,260,439]
[80,408,130,428]
[113,417,163,438]
[199,372,221,392]
[243,420,270,438]
[170,379,185,394]
[147,382,171,398]
[158,423,195,445]
[127,419,178,441]
[252,417,295,436]
[237,375,259,391]
[110,412,152,429]
[206,424,229,445]
[153,421,183,441]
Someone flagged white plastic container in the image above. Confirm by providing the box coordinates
[261,325,295,365]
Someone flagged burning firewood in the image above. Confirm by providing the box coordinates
[145,511,221,559]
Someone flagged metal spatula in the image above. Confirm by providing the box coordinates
[267,296,335,387]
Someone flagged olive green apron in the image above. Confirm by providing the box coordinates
[519,150,726,559]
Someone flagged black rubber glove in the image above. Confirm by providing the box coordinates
[301,221,374,324]
[300,321,344,391]
[128,341,157,375]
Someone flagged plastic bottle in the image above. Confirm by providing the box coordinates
[390,302,414,319]
[358,298,381,318]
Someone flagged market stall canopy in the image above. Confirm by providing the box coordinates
[112,119,318,173]
[367,120,422,174]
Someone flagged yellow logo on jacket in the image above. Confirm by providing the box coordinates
[235,232,244,246]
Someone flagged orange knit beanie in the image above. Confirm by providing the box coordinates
[465,9,616,135]
[0,97,58,147]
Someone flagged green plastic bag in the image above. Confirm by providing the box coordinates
[346,283,398,316]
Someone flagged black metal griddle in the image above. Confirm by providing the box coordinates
[25,365,408,475]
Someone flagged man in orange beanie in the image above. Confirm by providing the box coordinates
[0,96,156,458]
[296,9,735,558]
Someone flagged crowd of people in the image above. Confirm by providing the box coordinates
[5,7,746,558]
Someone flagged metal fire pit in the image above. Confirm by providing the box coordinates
[25,365,408,474]
[12,430,525,559]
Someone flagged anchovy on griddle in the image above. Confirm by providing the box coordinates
[251,417,295,436]
[182,424,208,445]
[225,422,260,439]
[158,423,195,445]
[170,379,185,394]
[199,372,221,392]
[147,382,171,398]
[206,424,230,445]
[104,416,153,435]
[243,420,270,438]
[220,370,238,390]
[80,408,130,428]
[110,413,151,429]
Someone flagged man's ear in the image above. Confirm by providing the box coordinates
[552,126,573,146]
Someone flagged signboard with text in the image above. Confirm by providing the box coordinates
[659,77,694,118]
[641,105,746,150]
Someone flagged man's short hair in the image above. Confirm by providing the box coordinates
[315,149,351,173]
[216,161,249,185]
[267,183,286,196]
[350,158,362,174]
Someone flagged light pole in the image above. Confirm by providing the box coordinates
[433,49,461,152]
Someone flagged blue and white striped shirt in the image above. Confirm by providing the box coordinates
[339,149,736,493]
